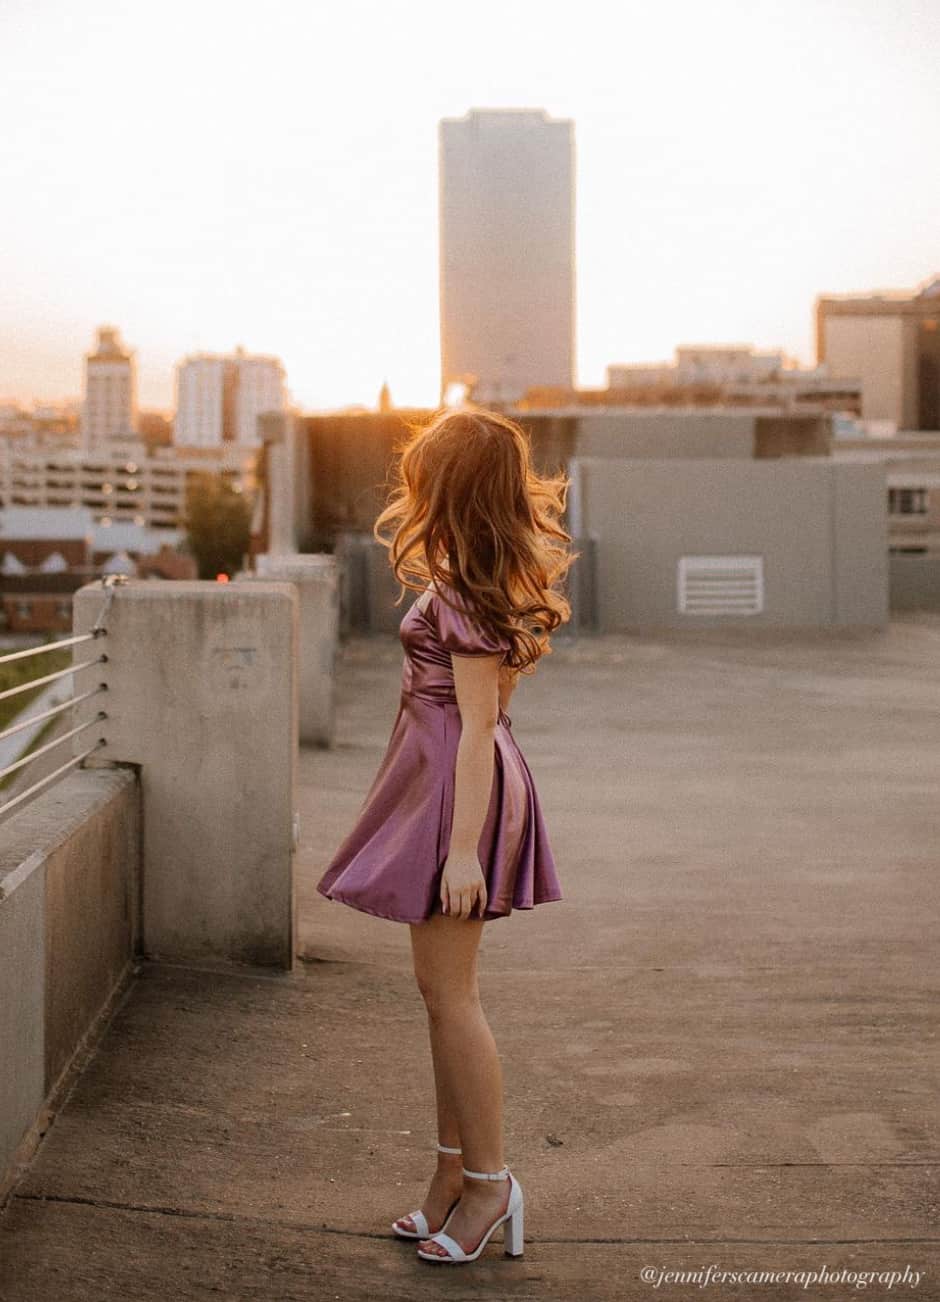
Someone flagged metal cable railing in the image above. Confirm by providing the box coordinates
[0,574,127,820]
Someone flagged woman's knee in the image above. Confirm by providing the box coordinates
[410,913,482,1012]
[413,967,479,1018]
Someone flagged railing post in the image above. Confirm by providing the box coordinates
[70,579,299,970]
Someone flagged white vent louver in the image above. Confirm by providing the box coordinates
[678,555,764,616]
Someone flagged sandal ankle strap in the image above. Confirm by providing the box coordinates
[437,1142,462,1154]
[462,1164,509,1180]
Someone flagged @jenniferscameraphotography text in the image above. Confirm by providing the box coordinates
[640,1263,924,1290]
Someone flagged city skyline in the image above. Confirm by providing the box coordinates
[1,0,938,411]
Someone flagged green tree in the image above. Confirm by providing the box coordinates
[181,471,253,579]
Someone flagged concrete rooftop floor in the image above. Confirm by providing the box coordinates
[2,614,939,1299]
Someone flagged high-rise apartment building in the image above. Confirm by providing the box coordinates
[80,325,139,450]
[174,356,228,449]
[439,108,575,404]
[174,347,286,448]
[816,275,940,431]
[234,354,287,445]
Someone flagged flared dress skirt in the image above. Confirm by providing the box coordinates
[315,580,564,924]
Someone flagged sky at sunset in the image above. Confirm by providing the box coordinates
[1,0,937,412]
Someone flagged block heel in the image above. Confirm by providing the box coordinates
[503,1195,524,1256]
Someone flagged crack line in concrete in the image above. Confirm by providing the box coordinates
[11,1193,940,1246]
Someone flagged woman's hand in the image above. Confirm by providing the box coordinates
[441,851,488,920]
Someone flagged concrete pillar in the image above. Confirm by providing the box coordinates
[568,535,599,634]
[71,579,299,970]
[259,410,309,556]
[334,531,371,635]
[239,554,338,747]
[365,541,408,634]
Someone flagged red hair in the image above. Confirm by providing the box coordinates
[373,405,578,672]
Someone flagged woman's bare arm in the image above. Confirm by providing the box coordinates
[498,662,520,714]
[443,652,503,918]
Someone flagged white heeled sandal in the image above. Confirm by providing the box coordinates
[416,1163,524,1263]
[391,1143,463,1239]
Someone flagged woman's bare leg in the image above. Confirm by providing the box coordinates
[404,909,512,1256]
[392,910,475,1234]
[427,1020,462,1144]
[392,994,463,1234]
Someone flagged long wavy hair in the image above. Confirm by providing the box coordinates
[373,405,578,673]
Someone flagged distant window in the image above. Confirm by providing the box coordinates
[16,600,31,618]
[888,488,928,515]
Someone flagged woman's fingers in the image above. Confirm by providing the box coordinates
[440,871,487,920]
[467,884,487,920]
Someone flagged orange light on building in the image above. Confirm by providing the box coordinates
[216,573,230,583]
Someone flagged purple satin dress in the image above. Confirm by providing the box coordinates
[315,579,564,923]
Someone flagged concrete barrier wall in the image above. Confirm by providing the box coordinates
[0,768,140,1199]
[569,456,888,630]
[71,580,299,970]
[889,552,940,610]
[832,460,890,625]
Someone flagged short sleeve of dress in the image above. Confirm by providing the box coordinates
[435,587,512,658]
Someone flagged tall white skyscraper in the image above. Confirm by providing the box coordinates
[439,108,576,404]
[174,356,227,449]
[233,354,287,445]
[81,325,139,450]
[174,348,286,448]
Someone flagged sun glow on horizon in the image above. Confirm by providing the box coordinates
[1,0,937,411]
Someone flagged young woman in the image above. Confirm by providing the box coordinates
[316,405,576,1266]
